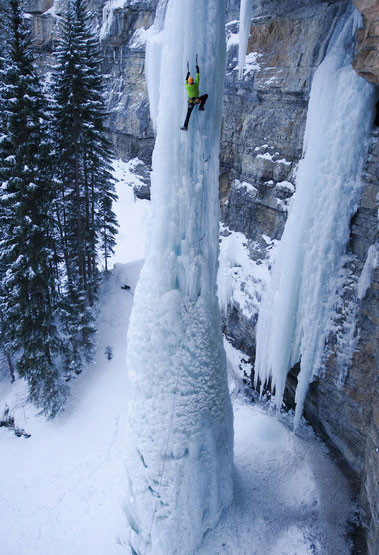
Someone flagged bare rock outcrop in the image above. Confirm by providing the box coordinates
[353,0,379,83]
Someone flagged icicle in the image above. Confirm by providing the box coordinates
[238,0,254,79]
[254,8,376,430]
[357,244,378,300]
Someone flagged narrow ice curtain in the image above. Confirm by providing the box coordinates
[124,1,234,554]
[254,8,375,429]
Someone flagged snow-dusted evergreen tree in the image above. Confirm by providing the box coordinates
[0,0,14,382]
[0,0,69,415]
[52,0,117,376]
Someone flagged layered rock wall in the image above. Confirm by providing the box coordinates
[220,0,349,356]
[221,3,378,552]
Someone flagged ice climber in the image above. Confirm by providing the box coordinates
[181,61,208,131]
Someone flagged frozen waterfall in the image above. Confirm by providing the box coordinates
[254,9,376,430]
[124,1,233,554]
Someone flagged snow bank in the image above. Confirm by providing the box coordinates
[254,8,376,429]
[0,262,142,555]
[199,346,354,555]
[125,1,233,554]
[0,324,353,555]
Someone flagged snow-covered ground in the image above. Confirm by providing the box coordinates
[108,158,151,267]
[0,261,139,555]
[0,159,355,554]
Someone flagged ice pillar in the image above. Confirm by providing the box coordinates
[125,1,233,554]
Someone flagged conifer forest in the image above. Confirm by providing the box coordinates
[0,0,117,417]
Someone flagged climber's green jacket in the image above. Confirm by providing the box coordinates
[185,72,200,99]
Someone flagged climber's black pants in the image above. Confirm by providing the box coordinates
[183,94,208,129]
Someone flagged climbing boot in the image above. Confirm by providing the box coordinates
[180,126,188,131]
[198,107,205,111]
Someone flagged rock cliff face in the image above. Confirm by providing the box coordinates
[25,0,378,552]
[220,4,378,551]
[25,0,157,162]
[353,0,379,83]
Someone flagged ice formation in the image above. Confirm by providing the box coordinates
[254,9,376,429]
[145,0,169,131]
[100,0,127,41]
[125,1,233,554]
[357,243,378,300]
[238,0,254,78]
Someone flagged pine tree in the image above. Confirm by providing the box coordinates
[52,0,117,376]
[0,0,14,382]
[0,0,69,416]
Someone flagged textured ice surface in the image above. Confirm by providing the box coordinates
[125,1,233,554]
[254,9,376,429]
[145,0,169,131]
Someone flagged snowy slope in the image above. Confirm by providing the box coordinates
[108,158,151,268]
[0,262,139,555]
